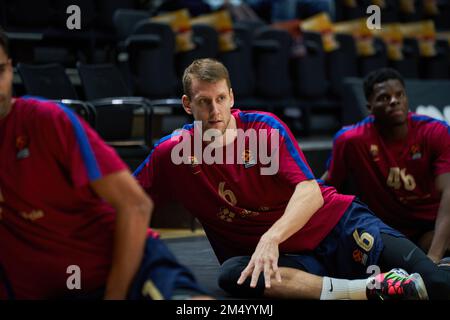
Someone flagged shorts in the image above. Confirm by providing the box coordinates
[127,236,207,299]
[311,198,404,278]
[70,236,206,300]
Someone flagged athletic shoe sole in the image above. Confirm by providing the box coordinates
[410,273,429,300]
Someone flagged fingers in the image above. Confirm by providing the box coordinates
[236,259,263,288]
[237,259,281,289]
[250,261,262,288]
[264,262,271,288]
[237,263,253,285]
[272,260,282,283]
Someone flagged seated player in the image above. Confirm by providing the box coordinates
[0,28,208,300]
[135,58,450,300]
[323,68,450,264]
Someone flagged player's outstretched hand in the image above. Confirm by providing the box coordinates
[237,236,282,289]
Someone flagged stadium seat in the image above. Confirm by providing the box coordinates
[96,0,139,32]
[398,0,424,22]
[419,39,450,79]
[390,38,420,79]
[115,19,189,138]
[175,24,219,93]
[125,21,178,99]
[219,24,257,106]
[335,0,368,22]
[113,8,150,41]
[90,101,151,166]
[59,100,93,125]
[3,0,113,66]
[329,33,359,94]
[295,32,330,98]
[296,31,343,134]
[16,62,96,125]
[77,62,153,144]
[253,27,292,100]
[77,62,133,100]
[380,0,400,23]
[17,62,149,167]
[359,38,388,77]
[17,63,78,100]
[253,26,319,134]
[123,20,184,138]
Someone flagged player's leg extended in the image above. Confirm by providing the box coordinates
[310,199,431,300]
[218,255,325,299]
[219,255,374,300]
[378,233,450,300]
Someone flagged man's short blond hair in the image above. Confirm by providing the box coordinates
[182,58,231,99]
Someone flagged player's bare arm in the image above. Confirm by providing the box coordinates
[428,173,450,262]
[90,170,153,299]
[237,180,324,289]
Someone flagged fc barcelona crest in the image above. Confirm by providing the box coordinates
[189,155,201,175]
[410,144,422,160]
[242,149,256,169]
[16,135,30,159]
[370,144,379,162]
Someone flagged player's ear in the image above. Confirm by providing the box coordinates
[229,88,234,108]
[182,95,192,115]
[366,97,374,113]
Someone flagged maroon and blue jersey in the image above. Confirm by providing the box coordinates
[0,97,129,299]
[327,112,450,237]
[135,109,354,263]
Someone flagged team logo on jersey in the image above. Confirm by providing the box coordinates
[20,209,44,221]
[239,209,260,218]
[218,207,235,222]
[189,155,201,174]
[410,144,422,160]
[242,149,256,168]
[352,249,368,266]
[16,135,30,159]
[370,144,379,162]
[189,155,199,166]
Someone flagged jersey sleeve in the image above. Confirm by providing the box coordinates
[428,121,450,177]
[326,130,349,189]
[38,100,127,188]
[133,142,171,207]
[274,119,316,186]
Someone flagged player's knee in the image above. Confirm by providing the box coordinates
[218,256,265,297]
[422,269,450,299]
[218,256,249,294]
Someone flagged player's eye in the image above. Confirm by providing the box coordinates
[378,95,389,103]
